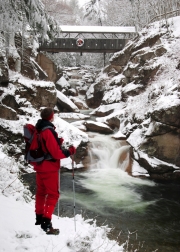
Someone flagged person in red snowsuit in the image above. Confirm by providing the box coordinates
[34,107,76,235]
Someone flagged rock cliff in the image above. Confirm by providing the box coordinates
[86,17,180,180]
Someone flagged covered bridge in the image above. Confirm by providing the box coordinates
[38,25,136,54]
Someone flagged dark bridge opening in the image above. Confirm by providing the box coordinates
[38,38,127,53]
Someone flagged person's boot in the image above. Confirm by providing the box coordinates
[35,214,43,225]
[41,217,59,235]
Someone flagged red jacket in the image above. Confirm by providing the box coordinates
[33,128,67,173]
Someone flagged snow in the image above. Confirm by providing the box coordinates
[102,86,122,104]
[91,103,125,116]
[112,130,126,139]
[172,16,180,37]
[0,194,124,252]
[131,160,150,176]
[122,83,143,93]
[10,71,55,89]
[108,74,126,86]
[85,120,112,129]
[59,112,89,120]
[71,120,87,132]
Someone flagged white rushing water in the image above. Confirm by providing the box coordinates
[77,133,156,213]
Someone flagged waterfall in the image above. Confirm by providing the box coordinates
[77,133,155,213]
[89,134,131,172]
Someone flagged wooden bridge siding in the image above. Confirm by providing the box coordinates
[38,38,127,53]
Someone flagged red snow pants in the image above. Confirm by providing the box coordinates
[35,171,60,219]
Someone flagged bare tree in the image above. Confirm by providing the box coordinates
[83,0,105,26]
[41,0,82,25]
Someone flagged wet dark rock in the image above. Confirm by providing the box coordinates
[2,94,20,112]
[86,81,105,108]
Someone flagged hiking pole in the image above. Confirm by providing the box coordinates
[58,168,60,219]
[71,154,76,232]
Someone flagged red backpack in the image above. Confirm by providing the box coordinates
[23,124,53,165]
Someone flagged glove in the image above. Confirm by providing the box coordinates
[59,138,64,145]
[68,146,76,155]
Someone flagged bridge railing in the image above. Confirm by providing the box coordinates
[149,9,180,24]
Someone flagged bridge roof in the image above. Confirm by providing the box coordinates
[60,25,136,34]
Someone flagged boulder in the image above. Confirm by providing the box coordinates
[103,64,122,74]
[36,53,63,83]
[14,81,57,109]
[68,88,78,96]
[133,150,180,181]
[109,74,127,87]
[102,86,122,104]
[56,76,70,92]
[151,105,180,128]
[0,104,18,120]
[155,45,167,57]
[91,108,114,117]
[141,130,180,167]
[70,96,88,110]
[2,94,20,111]
[111,131,126,140]
[106,116,120,129]
[86,80,106,108]
[122,83,144,97]
[56,90,80,113]
[128,114,180,179]
[84,120,113,134]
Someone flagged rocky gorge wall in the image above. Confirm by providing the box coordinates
[85,19,180,180]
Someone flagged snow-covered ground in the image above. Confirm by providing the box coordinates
[0,194,124,252]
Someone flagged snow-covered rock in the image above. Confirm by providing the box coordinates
[84,120,113,134]
[57,90,80,113]
[56,76,70,92]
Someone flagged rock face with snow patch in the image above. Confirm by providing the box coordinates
[15,80,57,110]
[0,48,9,86]
[14,33,50,80]
[0,77,57,115]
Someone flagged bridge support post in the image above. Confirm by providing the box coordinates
[104,52,106,67]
